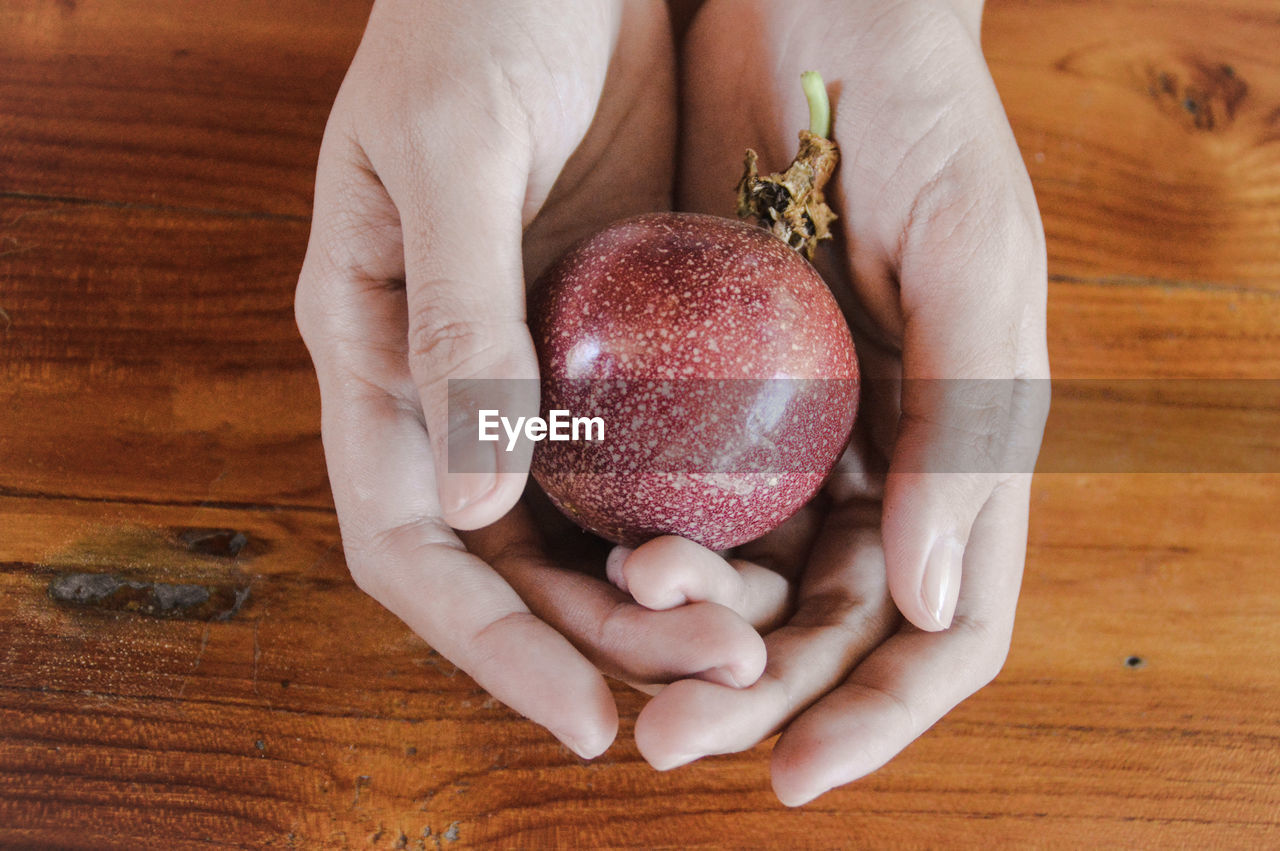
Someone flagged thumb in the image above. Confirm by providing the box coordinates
[882,378,1013,631]
[379,131,539,531]
[880,151,1048,632]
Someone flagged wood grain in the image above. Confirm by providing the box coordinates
[2,0,1279,847]
[985,0,1280,290]
[1047,278,1280,378]
[0,197,327,509]
[1,475,1277,847]
[0,0,367,217]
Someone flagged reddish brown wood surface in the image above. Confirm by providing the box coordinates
[986,0,1280,291]
[3,0,1279,847]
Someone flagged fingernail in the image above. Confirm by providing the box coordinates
[561,740,592,760]
[442,403,498,515]
[696,665,743,689]
[440,470,496,517]
[652,751,701,771]
[921,534,964,630]
[776,786,822,808]
[555,730,604,761]
[440,412,496,516]
[606,546,633,591]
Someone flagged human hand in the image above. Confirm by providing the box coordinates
[617,0,1050,802]
[294,0,768,760]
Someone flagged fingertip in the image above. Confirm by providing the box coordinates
[770,729,853,808]
[548,655,619,761]
[695,656,759,691]
[771,780,825,808]
[648,752,700,772]
[634,678,710,770]
[623,535,753,613]
[416,322,540,529]
[921,533,963,630]
[605,545,634,592]
[886,530,964,632]
[628,573,688,612]
[621,537,693,610]
[636,600,765,689]
[556,712,617,760]
[882,472,975,631]
[737,632,768,688]
[888,589,947,634]
[771,777,821,808]
[696,602,767,688]
[883,538,933,632]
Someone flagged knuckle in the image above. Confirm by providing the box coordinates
[293,269,322,347]
[291,262,367,374]
[789,583,896,644]
[346,516,460,601]
[957,389,1015,460]
[593,597,632,655]
[1022,374,1052,431]
[897,145,1043,324]
[344,552,385,601]
[903,382,1017,474]
[408,308,510,380]
[847,678,919,734]
[368,44,532,177]
[951,613,1013,687]
[322,197,401,277]
[340,529,389,601]
[591,599,660,680]
[467,610,542,673]
[370,515,460,560]
[1006,376,1051,468]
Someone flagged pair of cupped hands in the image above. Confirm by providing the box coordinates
[295,0,1049,805]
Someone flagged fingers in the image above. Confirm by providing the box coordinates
[296,128,615,758]
[882,409,1006,633]
[882,308,1047,632]
[769,617,1004,805]
[606,537,794,632]
[770,476,1032,805]
[364,511,617,760]
[463,512,767,690]
[604,499,830,633]
[633,502,899,770]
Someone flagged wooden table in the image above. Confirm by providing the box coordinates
[3,1,1278,846]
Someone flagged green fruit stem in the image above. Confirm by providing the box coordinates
[801,70,830,139]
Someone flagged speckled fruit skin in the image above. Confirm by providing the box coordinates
[529,212,859,551]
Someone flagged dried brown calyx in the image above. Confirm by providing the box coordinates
[736,71,839,260]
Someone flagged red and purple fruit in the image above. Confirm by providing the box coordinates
[528,212,858,551]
